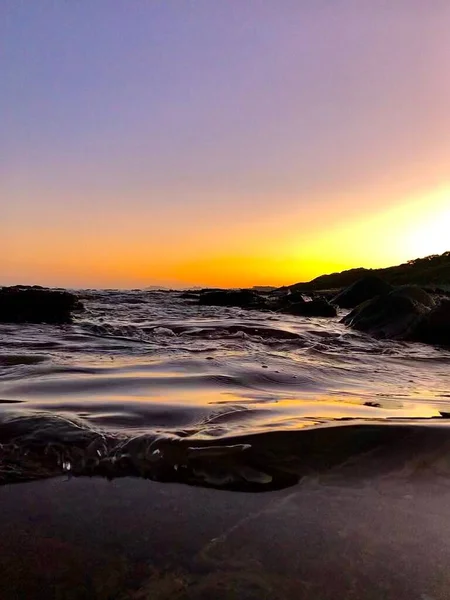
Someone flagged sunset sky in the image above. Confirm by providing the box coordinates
[2,1,449,289]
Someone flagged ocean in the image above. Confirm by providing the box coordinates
[1,288,450,490]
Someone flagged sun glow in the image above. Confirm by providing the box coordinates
[285,185,450,281]
[402,191,450,259]
[3,184,449,289]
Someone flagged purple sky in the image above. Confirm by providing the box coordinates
[2,1,449,287]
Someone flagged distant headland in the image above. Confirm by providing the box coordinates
[287,251,450,292]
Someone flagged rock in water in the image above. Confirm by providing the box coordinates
[179,291,200,300]
[198,289,265,309]
[341,286,433,339]
[284,291,306,304]
[0,287,83,324]
[412,300,450,346]
[279,299,337,318]
[332,275,393,308]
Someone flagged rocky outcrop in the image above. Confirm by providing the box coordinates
[5,284,48,291]
[198,289,266,309]
[0,287,83,324]
[196,289,337,318]
[278,298,337,318]
[283,291,307,304]
[332,276,393,309]
[412,300,450,345]
[179,291,200,301]
[340,285,450,345]
[341,286,432,339]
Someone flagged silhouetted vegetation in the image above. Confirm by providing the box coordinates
[289,251,450,291]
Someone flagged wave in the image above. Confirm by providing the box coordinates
[80,321,307,345]
[2,411,450,491]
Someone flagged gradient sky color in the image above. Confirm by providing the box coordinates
[2,1,450,288]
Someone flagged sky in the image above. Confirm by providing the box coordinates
[1,0,449,289]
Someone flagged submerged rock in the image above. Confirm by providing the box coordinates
[341,286,434,340]
[198,289,266,309]
[0,287,83,324]
[332,275,393,308]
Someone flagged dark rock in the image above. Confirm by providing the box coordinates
[313,289,339,302]
[332,276,393,308]
[179,292,200,300]
[5,284,49,291]
[198,289,266,309]
[394,284,435,307]
[279,299,337,318]
[266,290,337,317]
[251,286,277,292]
[424,286,450,300]
[0,287,83,324]
[263,290,290,309]
[341,286,433,339]
[285,291,306,304]
[197,288,224,294]
[412,300,450,346]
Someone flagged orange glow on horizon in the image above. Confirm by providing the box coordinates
[3,184,449,289]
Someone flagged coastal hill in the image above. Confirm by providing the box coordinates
[287,251,450,292]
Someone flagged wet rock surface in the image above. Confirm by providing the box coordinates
[278,298,337,317]
[198,290,266,309]
[341,286,432,339]
[412,299,450,346]
[332,275,393,308]
[197,288,337,318]
[342,285,450,346]
[0,287,83,324]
